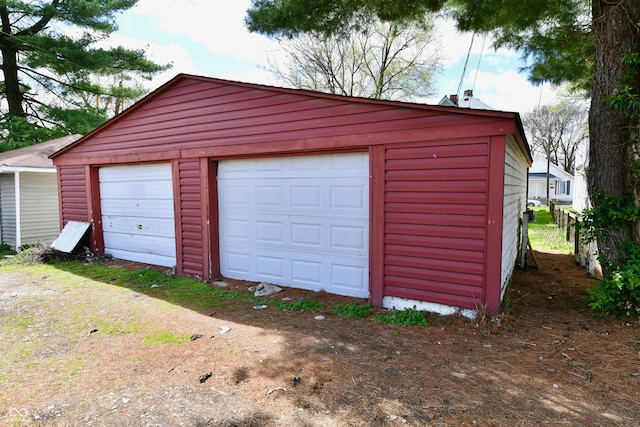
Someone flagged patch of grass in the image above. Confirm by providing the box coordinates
[374,307,429,327]
[329,301,372,319]
[279,297,324,312]
[3,314,35,331]
[65,359,84,376]
[53,262,265,309]
[142,328,191,346]
[528,208,574,253]
[102,321,141,336]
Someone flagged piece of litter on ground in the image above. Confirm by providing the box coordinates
[219,326,231,335]
[190,334,203,341]
[212,281,229,287]
[253,305,268,310]
[267,386,287,395]
[254,282,282,297]
[150,284,161,288]
[199,372,212,384]
[314,315,325,321]
[281,297,292,301]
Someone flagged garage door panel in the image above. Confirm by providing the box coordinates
[103,233,177,258]
[106,247,175,268]
[290,223,322,247]
[224,251,252,275]
[221,213,366,256]
[331,225,366,251]
[100,164,171,181]
[256,185,283,206]
[101,199,174,218]
[330,184,367,210]
[103,215,176,237]
[99,163,176,268]
[256,220,284,242]
[218,153,369,298]
[99,182,172,200]
[257,254,285,279]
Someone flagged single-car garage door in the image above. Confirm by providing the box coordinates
[218,152,369,298]
[99,163,176,267]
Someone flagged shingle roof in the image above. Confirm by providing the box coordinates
[0,134,82,169]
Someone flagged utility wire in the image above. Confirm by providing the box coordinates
[471,35,485,93]
[456,32,475,98]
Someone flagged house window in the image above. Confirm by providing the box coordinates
[566,180,571,195]
[559,181,566,194]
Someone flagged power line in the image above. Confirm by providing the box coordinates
[471,35,486,93]
[456,32,475,98]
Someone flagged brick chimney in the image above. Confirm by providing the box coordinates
[449,94,459,106]
[463,89,473,100]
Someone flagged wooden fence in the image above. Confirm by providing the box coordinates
[549,201,599,276]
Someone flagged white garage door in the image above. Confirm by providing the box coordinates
[218,153,369,298]
[99,163,176,267]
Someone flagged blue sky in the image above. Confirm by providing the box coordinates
[112,0,559,114]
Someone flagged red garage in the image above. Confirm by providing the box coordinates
[51,74,531,314]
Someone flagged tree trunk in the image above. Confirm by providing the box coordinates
[0,6,26,118]
[1,44,26,118]
[588,0,640,270]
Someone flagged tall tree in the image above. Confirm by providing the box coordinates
[0,0,170,147]
[246,0,640,273]
[266,17,442,101]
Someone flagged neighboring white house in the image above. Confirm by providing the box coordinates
[528,156,574,204]
[0,134,81,249]
[572,121,590,213]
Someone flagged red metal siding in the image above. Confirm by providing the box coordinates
[383,139,490,309]
[176,158,207,277]
[53,77,517,166]
[57,165,89,225]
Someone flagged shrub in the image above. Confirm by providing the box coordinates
[588,242,640,319]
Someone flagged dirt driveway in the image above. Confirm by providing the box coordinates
[1,251,639,426]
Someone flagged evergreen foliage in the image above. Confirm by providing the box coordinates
[0,0,170,148]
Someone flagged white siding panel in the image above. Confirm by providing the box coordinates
[502,137,529,297]
[0,174,16,248]
[19,172,60,245]
[218,152,369,298]
[99,163,176,267]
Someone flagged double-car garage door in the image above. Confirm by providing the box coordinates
[99,152,370,298]
[218,152,369,298]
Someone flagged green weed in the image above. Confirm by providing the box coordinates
[374,306,429,327]
[279,297,324,312]
[329,301,372,318]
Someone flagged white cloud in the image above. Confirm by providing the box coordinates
[218,67,277,87]
[130,0,278,63]
[101,31,201,89]
[461,69,559,113]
